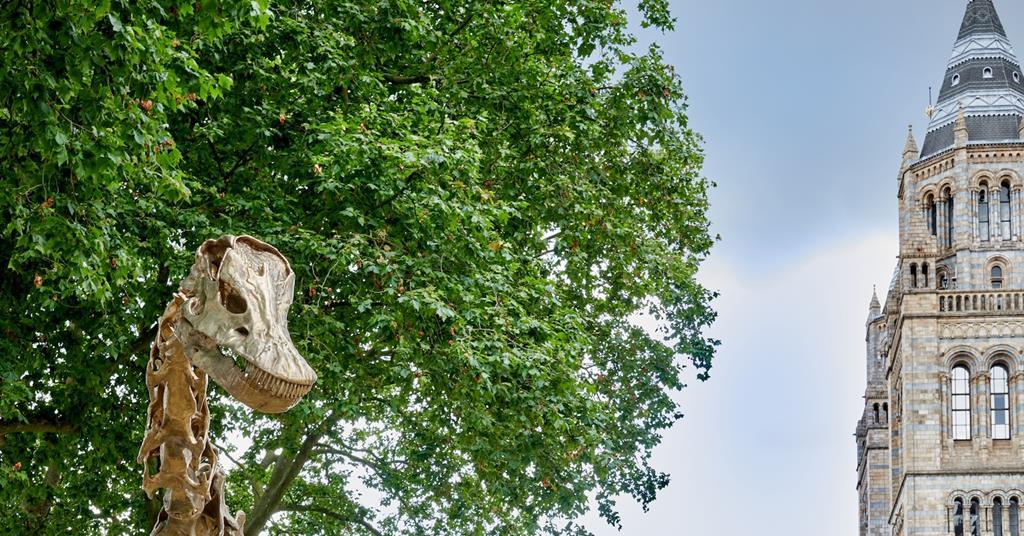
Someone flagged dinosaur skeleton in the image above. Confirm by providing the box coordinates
[137,236,317,535]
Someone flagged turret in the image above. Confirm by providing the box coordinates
[867,286,881,324]
[901,126,919,170]
[920,0,1024,158]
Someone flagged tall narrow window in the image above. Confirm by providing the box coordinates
[992,364,1011,439]
[993,266,1004,289]
[996,498,1005,536]
[955,498,965,536]
[1003,181,1013,239]
[929,195,938,236]
[1011,497,1020,536]
[952,365,972,440]
[981,189,991,241]
[923,263,930,288]
[873,403,880,423]
[911,264,918,288]
[971,498,981,536]
[947,194,956,247]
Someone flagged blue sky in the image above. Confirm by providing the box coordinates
[584,1,1024,534]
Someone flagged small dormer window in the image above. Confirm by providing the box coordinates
[952,73,961,86]
[1014,72,1021,83]
[984,67,994,79]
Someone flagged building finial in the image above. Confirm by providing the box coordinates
[903,124,918,161]
[868,285,881,321]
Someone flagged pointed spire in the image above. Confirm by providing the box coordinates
[868,286,881,322]
[903,125,918,162]
[921,0,1024,157]
[958,0,1007,40]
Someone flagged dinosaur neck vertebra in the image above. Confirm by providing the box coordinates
[137,294,244,536]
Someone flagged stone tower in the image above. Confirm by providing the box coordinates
[857,1,1024,535]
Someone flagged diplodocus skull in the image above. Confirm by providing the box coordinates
[179,235,316,413]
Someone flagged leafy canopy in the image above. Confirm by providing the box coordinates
[0,0,716,534]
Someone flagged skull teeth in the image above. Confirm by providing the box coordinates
[241,360,312,403]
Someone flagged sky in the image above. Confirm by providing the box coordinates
[583,1,1024,535]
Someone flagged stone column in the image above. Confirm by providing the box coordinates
[1000,499,1010,536]
[1011,186,1019,240]
[971,188,979,245]
[940,371,950,441]
[978,370,991,439]
[1013,370,1024,440]
[992,186,1003,244]
[1012,187,1020,242]
[939,194,948,249]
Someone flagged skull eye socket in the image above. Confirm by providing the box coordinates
[219,280,249,314]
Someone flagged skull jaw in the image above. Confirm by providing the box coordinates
[190,346,313,414]
[177,313,314,414]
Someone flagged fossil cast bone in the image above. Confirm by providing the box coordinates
[137,236,317,535]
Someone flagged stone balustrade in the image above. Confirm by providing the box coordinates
[938,290,1024,313]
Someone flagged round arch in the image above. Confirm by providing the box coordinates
[944,347,983,372]
[982,345,1020,371]
[971,170,996,189]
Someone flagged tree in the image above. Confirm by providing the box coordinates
[0,0,717,534]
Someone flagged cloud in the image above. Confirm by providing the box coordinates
[586,231,897,535]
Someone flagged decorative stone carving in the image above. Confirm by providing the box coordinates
[137,236,317,535]
[939,321,1024,339]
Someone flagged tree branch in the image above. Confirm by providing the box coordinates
[372,171,423,211]
[222,138,261,186]
[446,10,477,39]
[382,74,433,85]
[244,415,339,535]
[313,445,385,473]
[0,420,77,436]
[279,503,383,536]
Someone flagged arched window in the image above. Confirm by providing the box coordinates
[939,269,950,291]
[1011,497,1020,536]
[928,194,938,236]
[923,263,930,288]
[1003,181,1013,239]
[882,402,888,422]
[971,498,981,536]
[993,266,1004,289]
[953,73,962,86]
[992,364,1011,439]
[873,403,880,423]
[955,498,965,536]
[996,498,1005,536]
[952,365,972,440]
[980,188,991,241]
[947,192,956,248]
[911,264,918,288]
[985,67,995,79]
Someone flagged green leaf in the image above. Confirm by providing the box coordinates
[107,13,123,33]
